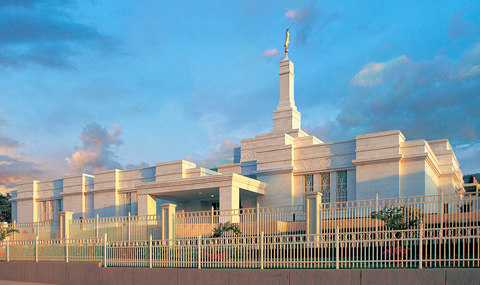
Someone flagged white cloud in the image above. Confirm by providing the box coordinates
[351,62,385,87]
[318,44,480,176]
[351,55,409,87]
[454,142,480,174]
[455,43,480,80]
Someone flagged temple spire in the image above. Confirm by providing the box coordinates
[272,27,301,133]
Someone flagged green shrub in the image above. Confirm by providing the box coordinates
[212,222,241,238]
[370,204,423,230]
[0,227,18,241]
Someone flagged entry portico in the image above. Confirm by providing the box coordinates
[136,173,266,216]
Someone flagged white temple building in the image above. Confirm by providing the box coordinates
[11,53,465,224]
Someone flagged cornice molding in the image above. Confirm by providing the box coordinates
[353,155,402,166]
[255,167,294,176]
[294,166,355,176]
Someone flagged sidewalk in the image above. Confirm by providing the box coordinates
[0,281,55,285]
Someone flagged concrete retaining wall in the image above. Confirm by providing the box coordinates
[0,262,479,285]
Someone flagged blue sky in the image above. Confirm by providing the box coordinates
[0,0,479,192]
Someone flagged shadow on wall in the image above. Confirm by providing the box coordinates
[156,198,180,214]
[53,179,63,197]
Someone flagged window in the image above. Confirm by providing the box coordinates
[304,174,314,192]
[39,201,46,221]
[320,173,330,203]
[125,192,138,216]
[38,200,55,221]
[47,200,53,221]
[336,171,347,202]
[125,193,131,215]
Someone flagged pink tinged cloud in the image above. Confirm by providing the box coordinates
[285,7,312,22]
[186,139,237,168]
[66,123,123,173]
[285,9,297,18]
[263,48,278,57]
[0,123,44,193]
[203,139,236,166]
[0,136,21,154]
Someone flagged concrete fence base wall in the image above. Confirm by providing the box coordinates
[0,262,479,285]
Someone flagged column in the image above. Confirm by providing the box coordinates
[138,194,156,216]
[313,174,320,192]
[219,186,240,223]
[330,171,337,203]
[59,211,73,239]
[161,203,176,241]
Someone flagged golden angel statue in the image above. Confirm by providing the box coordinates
[284,24,294,54]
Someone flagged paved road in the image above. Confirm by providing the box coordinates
[0,281,55,285]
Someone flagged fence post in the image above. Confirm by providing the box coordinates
[65,238,69,263]
[375,194,379,246]
[103,233,108,267]
[59,211,73,239]
[335,226,340,269]
[12,220,16,241]
[440,189,444,237]
[5,238,9,262]
[95,214,99,238]
[161,204,177,243]
[149,234,152,268]
[35,236,38,262]
[256,203,260,236]
[211,206,214,234]
[375,194,379,228]
[259,231,264,270]
[305,192,322,237]
[419,222,423,269]
[197,235,201,269]
[128,212,131,241]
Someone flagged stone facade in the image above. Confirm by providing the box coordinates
[10,55,464,223]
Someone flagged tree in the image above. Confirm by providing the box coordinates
[212,222,241,237]
[0,193,12,223]
[0,227,17,241]
[0,193,17,241]
[371,204,423,257]
[370,204,423,231]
